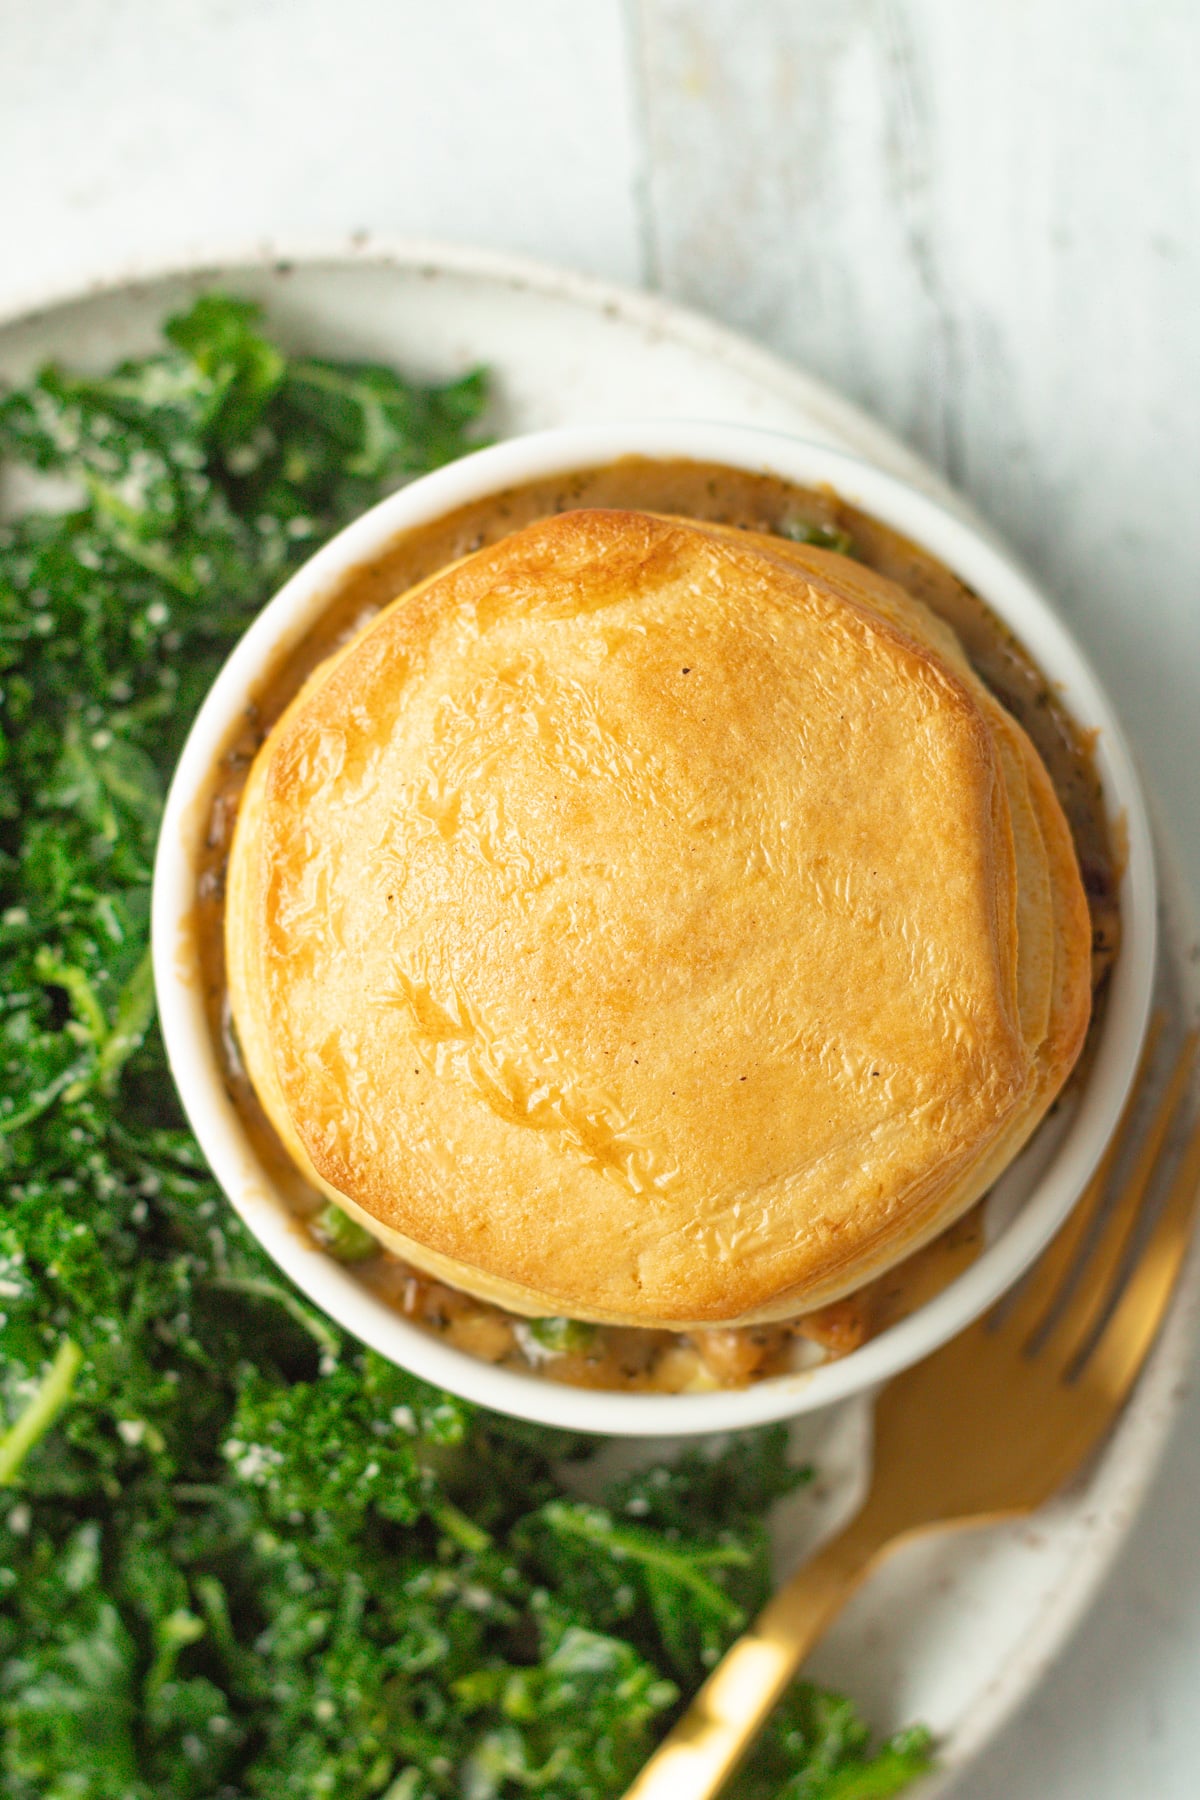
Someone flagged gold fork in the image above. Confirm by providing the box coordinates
[623,1018,1200,1800]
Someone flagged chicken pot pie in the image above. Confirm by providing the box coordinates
[226,508,1091,1328]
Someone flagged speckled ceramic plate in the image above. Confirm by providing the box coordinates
[3,238,1196,1794]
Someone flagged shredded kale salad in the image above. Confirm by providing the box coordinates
[0,295,934,1798]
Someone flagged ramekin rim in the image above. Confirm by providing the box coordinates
[152,418,1157,1435]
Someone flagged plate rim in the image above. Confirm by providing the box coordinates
[0,230,968,506]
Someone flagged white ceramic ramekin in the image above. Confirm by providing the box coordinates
[152,421,1156,1436]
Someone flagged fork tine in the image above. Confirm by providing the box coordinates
[1041,1029,1199,1370]
[1000,1013,1165,1344]
[1080,1104,1200,1405]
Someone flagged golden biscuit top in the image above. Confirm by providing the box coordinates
[227,508,1089,1325]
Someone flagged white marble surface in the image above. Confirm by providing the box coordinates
[2,2,1198,1794]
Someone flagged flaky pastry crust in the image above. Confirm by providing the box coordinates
[226,509,1091,1325]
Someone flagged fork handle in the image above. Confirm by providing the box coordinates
[621,1510,887,1800]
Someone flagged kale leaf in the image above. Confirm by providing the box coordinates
[0,294,931,1798]
[726,1686,935,1799]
